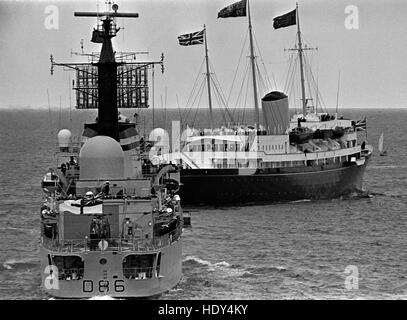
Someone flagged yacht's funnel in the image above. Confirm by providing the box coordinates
[261,91,289,134]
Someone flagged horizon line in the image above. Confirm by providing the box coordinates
[1,106,407,110]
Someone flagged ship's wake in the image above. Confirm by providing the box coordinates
[88,295,117,300]
[48,295,119,300]
[353,189,374,199]
[352,190,407,199]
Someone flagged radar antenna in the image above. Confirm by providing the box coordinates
[50,2,164,141]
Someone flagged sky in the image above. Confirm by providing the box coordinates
[1,0,407,109]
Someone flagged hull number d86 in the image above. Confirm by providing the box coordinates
[82,280,125,293]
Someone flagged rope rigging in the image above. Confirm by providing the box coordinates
[283,30,331,116]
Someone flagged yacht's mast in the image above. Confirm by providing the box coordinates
[204,25,214,130]
[247,0,260,127]
[296,2,307,116]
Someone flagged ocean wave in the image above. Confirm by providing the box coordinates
[367,191,407,199]
[167,287,184,293]
[391,281,407,293]
[368,165,407,170]
[1,258,38,271]
[239,271,257,278]
[369,192,387,196]
[341,190,373,200]
[245,265,288,275]
[214,261,231,267]
[0,227,38,234]
[183,256,249,277]
[290,199,312,203]
[183,256,231,268]
[183,256,212,267]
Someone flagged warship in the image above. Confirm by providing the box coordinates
[40,3,183,298]
[166,0,373,205]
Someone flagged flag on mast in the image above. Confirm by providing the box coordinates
[354,118,367,131]
[217,0,247,18]
[273,9,297,29]
[177,29,205,46]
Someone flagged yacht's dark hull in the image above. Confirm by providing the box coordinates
[179,157,370,205]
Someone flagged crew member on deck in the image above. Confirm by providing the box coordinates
[101,181,110,196]
[89,218,100,251]
[100,217,111,239]
[84,191,95,206]
[69,156,77,166]
[60,163,67,176]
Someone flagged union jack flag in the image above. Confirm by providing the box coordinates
[354,118,367,131]
[178,29,204,46]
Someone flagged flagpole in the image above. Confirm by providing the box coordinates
[296,2,307,117]
[247,0,260,128]
[204,25,214,130]
[152,64,155,130]
[365,117,368,141]
[335,71,341,116]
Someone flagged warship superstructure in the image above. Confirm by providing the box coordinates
[40,3,183,298]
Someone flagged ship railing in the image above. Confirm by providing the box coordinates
[55,142,82,154]
[122,267,158,280]
[41,228,182,253]
[57,268,85,281]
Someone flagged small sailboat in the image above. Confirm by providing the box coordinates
[378,132,387,156]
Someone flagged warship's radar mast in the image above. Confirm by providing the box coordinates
[51,3,164,141]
